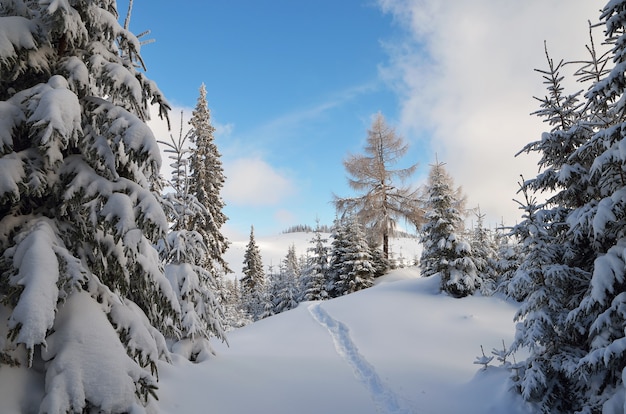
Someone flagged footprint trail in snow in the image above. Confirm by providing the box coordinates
[308,303,415,414]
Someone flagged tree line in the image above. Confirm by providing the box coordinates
[225,206,519,325]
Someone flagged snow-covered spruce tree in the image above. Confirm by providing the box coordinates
[368,237,391,276]
[508,40,593,306]
[509,36,594,293]
[257,276,275,320]
[240,225,266,320]
[510,18,617,413]
[0,1,179,411]
[493,223,522,299]
[221,278,251,330]
[507,183,589,412]
[326,218,348,298]
[300,223,330,301]
[187,83,230,275]
[469,208,498,295]
[158,121,227,362]
[327,215,375,297]
[419,161,479,297]
[270,244,301,314]
[565,3,626,411]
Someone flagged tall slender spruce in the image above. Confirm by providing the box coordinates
[241,225,266,320]
[187,84,230,275]
[158,115,227,362]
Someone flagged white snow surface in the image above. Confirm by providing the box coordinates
[155,233,531,414]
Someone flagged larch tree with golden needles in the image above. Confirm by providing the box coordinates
[334,112,422,260]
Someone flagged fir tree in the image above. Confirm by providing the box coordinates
[508,184,589,412]
[158,119,227,362]
[419,161,479,297]
[469,208,498,295]
[493,223,522,299]
[301,223,330,301]
[240,225,266,320]
[368,239,391,276]
[271,245,301,314]
[327,217,349,298]
[511,12,620,412]
[0,1,176,410]
[565,3,626,410]
[221,278,252,330]
[257,283,275,320]
[327,215,375,297]
[187,84,230,275]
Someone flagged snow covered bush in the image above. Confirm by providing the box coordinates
[0,1,178,411]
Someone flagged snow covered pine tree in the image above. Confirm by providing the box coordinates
[468,208,499,295]
[511,3,626,411]
[327,215,375,297]
[0,1,179,412]
[300,223,330,301]
[419,161,479,297]
[158,108,227,362]
[270,244,301,314]
[187,83,230,275]
[240,225,266,320]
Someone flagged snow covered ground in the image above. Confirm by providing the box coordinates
[156,233,532,414]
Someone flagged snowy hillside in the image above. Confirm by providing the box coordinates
[154,233,531,414]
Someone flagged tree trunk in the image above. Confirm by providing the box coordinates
[383,230,389,260]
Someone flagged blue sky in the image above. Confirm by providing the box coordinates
[118,1,602,238]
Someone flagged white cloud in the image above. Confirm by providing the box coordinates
[378,0,602,226]
[223,157,296,206]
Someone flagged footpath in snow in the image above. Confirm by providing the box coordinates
[308,303,414,414]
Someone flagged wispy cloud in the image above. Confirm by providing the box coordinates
[239,81,380,148]
[377,0,602,226]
